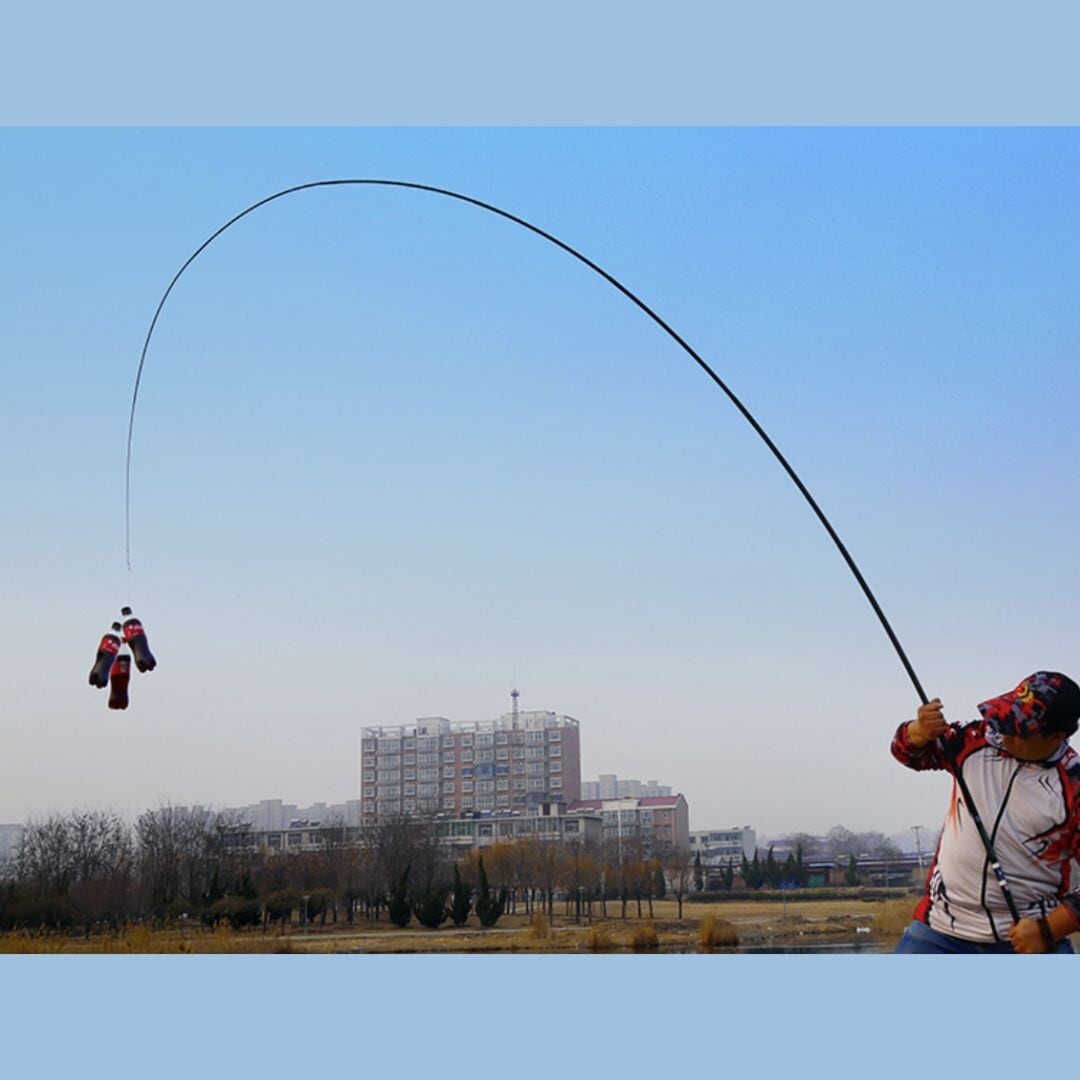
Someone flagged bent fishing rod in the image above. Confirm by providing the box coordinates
[123,178,1020,922]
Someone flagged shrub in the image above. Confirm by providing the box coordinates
[529,912,550,940]
[586,927,614,952]
[699,913,738,948]
[631,922,659,951]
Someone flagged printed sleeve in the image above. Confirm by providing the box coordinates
[890,720,982,772]
[1062,763,1080,930]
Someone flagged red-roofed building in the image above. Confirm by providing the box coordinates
[568,794,689,850]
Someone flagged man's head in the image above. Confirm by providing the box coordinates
[978,671,1080,761]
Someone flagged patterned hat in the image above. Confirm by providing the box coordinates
[977,671,1080,736]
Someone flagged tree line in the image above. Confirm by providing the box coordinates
[0,806,702,933]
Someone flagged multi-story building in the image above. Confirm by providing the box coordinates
[688,826,757,866]
[436,796,603,852]
[567,794,690,851]
[359,695,581,823]
[223,799,363,831]
[581,775,672,800]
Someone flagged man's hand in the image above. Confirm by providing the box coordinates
[1008,917,1052,954]
[907,698,947,748]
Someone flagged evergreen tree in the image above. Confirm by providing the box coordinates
[844,854,859,887]
[412,883,450,929]
[387,867,411,927]
[693,851,704,892]
[740,853,751,888]
[722,859,734,891]
[765,846,781,888]
[449,863,472,926]
[782,852,798,886]
[749,851,765,890]
[795,844,806,887]
[474,856,506,928]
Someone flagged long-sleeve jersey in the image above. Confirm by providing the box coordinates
[892,718,1080,943]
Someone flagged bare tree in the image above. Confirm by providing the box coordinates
[660,843,695,919]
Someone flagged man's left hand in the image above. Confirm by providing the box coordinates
[1008,917,1050,954]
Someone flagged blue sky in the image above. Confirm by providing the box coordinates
[3,127,1079,839]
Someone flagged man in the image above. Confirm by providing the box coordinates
[892,671,1080,954]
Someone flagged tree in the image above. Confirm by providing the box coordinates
[661,845,694,919]
[412,883,450,929]
[826,825,859,860]
[693,851,704,893]
[722,859,734,892]
[449,863,472,926]
[844,854,859,887]
[387,867,411,928]
[474,856,506,928]
[764,846,781,888]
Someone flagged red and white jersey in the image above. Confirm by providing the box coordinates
[892,719,1080,943]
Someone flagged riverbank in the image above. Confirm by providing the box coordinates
[0,894,919,953]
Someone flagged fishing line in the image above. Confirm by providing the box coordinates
[122,178,1017,919]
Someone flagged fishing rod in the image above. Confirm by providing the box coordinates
[122,178,1019,922]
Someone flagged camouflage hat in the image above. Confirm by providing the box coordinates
[977,672,1080,736]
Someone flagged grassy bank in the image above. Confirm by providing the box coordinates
[0,894,918,954]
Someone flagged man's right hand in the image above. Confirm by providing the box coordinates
[907,698,947,747]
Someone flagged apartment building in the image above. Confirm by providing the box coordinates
[581,775,672,799]
[567,794,690,851]
[359,701,581,823]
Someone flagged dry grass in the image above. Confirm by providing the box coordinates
[630,922,659,951]
[872,898,915,937]
[585,926,615,952]
[699,913,739,948]
[528,912,550,941]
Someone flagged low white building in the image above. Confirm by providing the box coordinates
[688,826,757,866]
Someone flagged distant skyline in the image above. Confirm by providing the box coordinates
[4,127,1079,840]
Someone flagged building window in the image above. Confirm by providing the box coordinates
[462,781,474,793]
[442,767,455,779]
[548,730,561,741]
[461,750,473,763]
[549,745,562,757]
[549,761,562,773]
[442,752,456,763]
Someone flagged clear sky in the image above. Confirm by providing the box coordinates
[3,127,1079,841]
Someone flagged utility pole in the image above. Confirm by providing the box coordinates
[911,825,925,869]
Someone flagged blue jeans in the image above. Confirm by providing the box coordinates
[894,918,1074,954]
